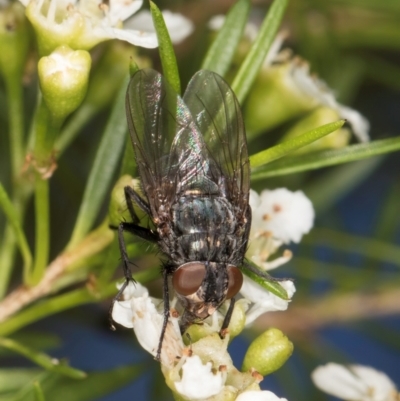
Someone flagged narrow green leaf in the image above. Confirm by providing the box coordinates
[0,182,32,282]
[36,366,142,401]
[201,0,251,76]
[150,1,180,94]
[0,368,41,395]
[0,338,86,379]
[250,120,345,168]
[240,261,289,300]
[68,75,130,249]
[232,0,288,103]
[251,136,400,179]
[33,382,45,401]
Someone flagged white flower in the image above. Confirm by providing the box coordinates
[125,10,193,45]
[173,355,225,400]
[21,0,193,54]
[111,281,184,368]
[236,390,288,401]
[311,363,398,401]
[287,58,370,143]
[240,277,296,325]
[250,188,314,245]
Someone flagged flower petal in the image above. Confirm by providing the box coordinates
[251,188,314,244]
[312,363,373,401]
[174,355,224,400]
[109,0,143,25]
[241,277,295,325]
[124,9,193,44]
[236,390,288,401]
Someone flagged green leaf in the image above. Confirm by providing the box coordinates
[0,182,32,282]
[250,120,345,168]
[33,383,45,401]
[240,261,289,300]
[150,1,180,94]
[0,332,61,356]
[201,0,251,76]
[0,338,86,379]
[0,368,41,395]
[67,75,130,249]
[232,0,288,103]
[251,136,400,179]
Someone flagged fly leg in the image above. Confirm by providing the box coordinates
[156,267,170,362]
[219,297,235,338]
[109,186,158,329]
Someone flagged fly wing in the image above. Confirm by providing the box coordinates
[125,68,208,218]
[183,70,250,207]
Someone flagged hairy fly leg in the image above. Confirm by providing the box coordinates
[156,267,171,361]
[219,297,235,338]
[124,185,151,223]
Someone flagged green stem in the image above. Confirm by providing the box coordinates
[30,100,62,285]
[6,74,24,183]
[31,176,49,286]
[56,103,96,156]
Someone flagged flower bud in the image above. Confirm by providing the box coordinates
[38,45,91,121]
[0,2,30,81]
[242,328,293,376]
[108,176,144,227]
[282,106,351,154]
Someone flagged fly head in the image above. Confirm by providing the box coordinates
[172,261,243,319]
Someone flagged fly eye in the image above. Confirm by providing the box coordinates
[226,265,243,299]
[172,262,206,296]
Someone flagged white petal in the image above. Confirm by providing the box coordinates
[241,277,295,325]
[249,189,261,211]
[124,10,193,44]
[312,363,373,401]
[174,355,224,400]
[236,390,288,401]
[251,188,314,244]
[111,299,134,328]
[109,0,143,25]
[289,61,370,142]
[313,364,398,401]
[350,365,396,401]
[337,105,370,143]
[106,26,158,48]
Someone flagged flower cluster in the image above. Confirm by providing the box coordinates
[111,186,315,400]
[20,0,193,55]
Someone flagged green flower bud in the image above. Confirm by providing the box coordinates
[0,2,30,81]
[282,107,351,154]
[108,176,144,227]
[242,328,293,376]
[38,45,91,121]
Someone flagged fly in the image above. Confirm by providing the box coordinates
[112,69,252,361]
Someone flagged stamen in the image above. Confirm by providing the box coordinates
[47,0,57,23]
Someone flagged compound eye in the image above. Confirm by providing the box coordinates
[172,262,206,296]
[226,266,243,299]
